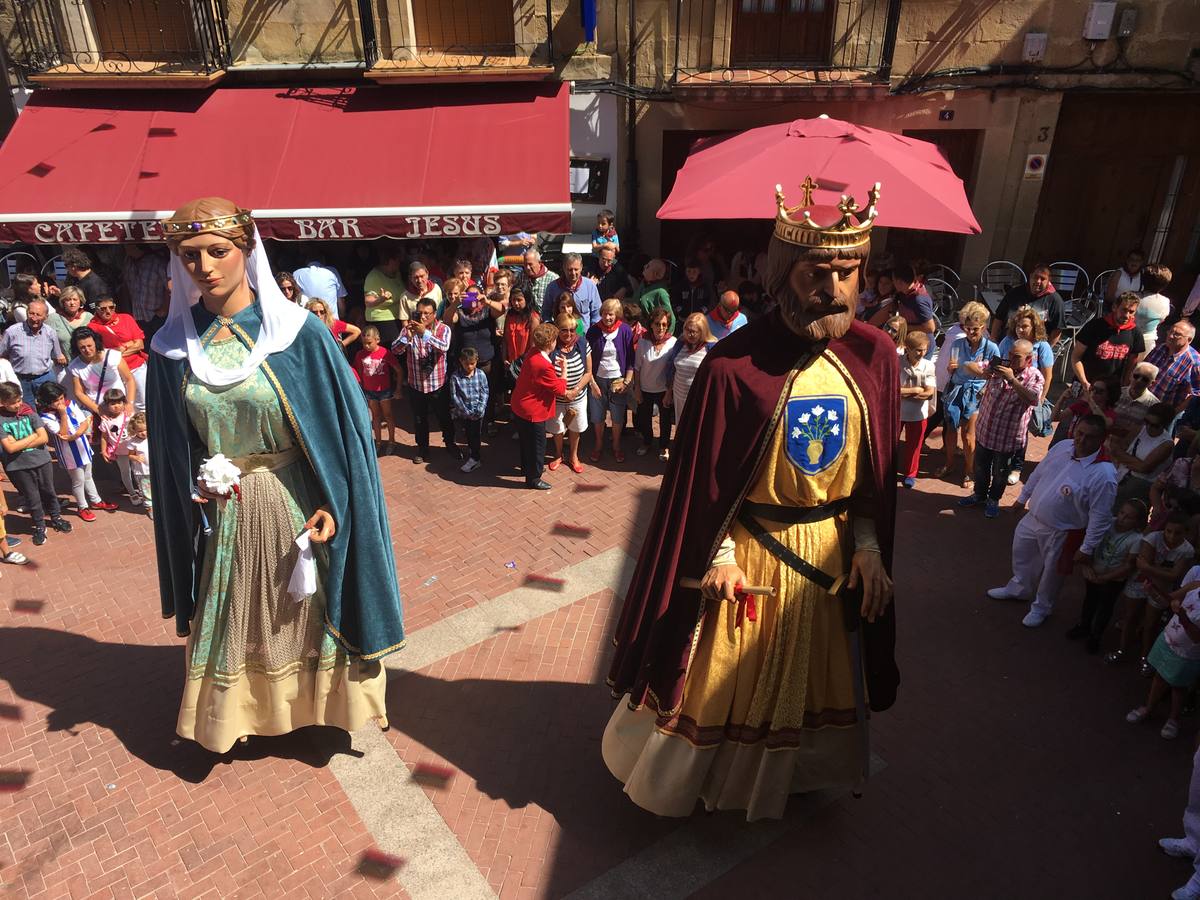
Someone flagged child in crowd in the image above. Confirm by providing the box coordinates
[98,388,143,507]
[126,412,151,518]
[1070,499,1146,653]
[622,302,647,353]
[861,270,896,324]
[36,382,115,522]
[1126,563,1200,739]
[354,326,404,455]
[856,265,881,316]
[0,381,72,546]
[450,347,489,473]
[898,332,936,489]
[592,209,620,256]
[675,259,713,322]
[1107,512,1195,673]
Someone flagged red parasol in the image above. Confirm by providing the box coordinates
[657,115,981,235]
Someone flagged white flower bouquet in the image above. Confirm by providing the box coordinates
[198,454,241,500]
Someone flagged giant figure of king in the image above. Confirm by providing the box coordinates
[603,178,900,820]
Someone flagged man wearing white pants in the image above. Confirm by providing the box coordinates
[1158,743,1200,899]
[987,414,1117,627]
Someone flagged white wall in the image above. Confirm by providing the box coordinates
[568,88,619,234]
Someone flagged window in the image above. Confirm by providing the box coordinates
[730,0,835,66]
[569,157,610,204]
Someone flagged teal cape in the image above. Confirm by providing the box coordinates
[147,301,405,660]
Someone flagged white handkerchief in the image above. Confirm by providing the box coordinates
[289,529,318,601]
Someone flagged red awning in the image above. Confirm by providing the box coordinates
[0,84,571,243]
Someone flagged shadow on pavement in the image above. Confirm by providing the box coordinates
[0,626,362,784]
[383,669,680,898]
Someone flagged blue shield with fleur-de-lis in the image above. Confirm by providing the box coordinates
[785,395,847,475]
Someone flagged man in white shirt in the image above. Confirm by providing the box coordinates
[987,414,1118,627]
[293,257,348,318]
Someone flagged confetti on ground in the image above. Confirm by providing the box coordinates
[574,482,607,493]
[523,574,565,592]
[504,560,517,569]
[410,762,456,789]
[420,575,438,587]
[11,599,44,614]
[0,703,22,721]
[356,848,406,880]
[551,521,593,538]
[0,771,31,792]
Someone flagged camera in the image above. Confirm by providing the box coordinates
[462,290,479,312]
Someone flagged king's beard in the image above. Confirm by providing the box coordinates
[778,291,855,343]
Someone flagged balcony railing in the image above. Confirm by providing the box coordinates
[671,0,901,88]
[368,0,555,76]
[11,0,230,79]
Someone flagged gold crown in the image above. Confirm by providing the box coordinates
[159,209,254,237]
[773,176,881,251]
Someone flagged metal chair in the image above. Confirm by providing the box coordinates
[0,251,38,289]
[1049,261,1090,301]
[1092,269,1117,297]
[925,277,959,323]
[926,264,960,289]
[40,255,67,288]
[976,261,1025,314]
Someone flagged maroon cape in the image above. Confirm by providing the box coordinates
[607,312,900,715]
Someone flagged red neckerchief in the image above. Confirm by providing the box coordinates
[1073,446,1112,464]
[650,329,672,348]
[526,263,547,280]
[710,305,739,326]
[1031,282,1057,299]
[600,319,621,335]
[599,226,616,238]
[560,273,583,292]
[1104,312,1136,332]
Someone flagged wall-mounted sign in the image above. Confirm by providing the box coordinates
[1024,154,1048,180]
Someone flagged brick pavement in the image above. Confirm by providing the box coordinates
[1,418,1195,899]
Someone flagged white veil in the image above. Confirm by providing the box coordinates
[150,225,309,387]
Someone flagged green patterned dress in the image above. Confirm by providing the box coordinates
[177,334,387,753]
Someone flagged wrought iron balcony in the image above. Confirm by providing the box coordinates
[11,0,230,81]
[671,0,901,90]
[366,0,556,81]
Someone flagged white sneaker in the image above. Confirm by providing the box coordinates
[1159,837,1196,858]
[987,586,1023,601]
[1006,470,1021,485]
[1172,879,1200,900]
[460,458,481,473]
[1022,610,1048,627]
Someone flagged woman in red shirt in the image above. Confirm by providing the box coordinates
[305,298,361,349]
[511,322,567,490]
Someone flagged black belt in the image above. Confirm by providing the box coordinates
[739,496,852,526]
[16,371,48,380]
[736,507,839,593]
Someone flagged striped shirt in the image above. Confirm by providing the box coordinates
[0,321,64,375]
[975,364,1044,453]
[40,401,93,470]
[550,342,589,391]
[392,322,452,393]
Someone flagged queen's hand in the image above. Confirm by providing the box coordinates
[305,507,336,543]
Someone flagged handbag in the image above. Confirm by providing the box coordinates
[1028,398,1054,437]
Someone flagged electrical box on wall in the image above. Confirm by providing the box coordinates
[1083,2,1117,40]
[1118,7,1137,37]
[1023,32,1048,62]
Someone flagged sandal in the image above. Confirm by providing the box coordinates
[570,461,585,474]
[548,458,562,472]
[588,449,602,463]
[614,450,626,463]
[1,551,28,565]
[1125,706,1149,724]
[1162,719,1181,740]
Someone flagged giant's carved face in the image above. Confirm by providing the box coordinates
[177,233,247,304]
[778,254,861,343]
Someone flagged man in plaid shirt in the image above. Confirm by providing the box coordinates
[517,248,558,320]
[960,339,1044,518]
[392,298,455,464]
[1146,321,1200,412]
